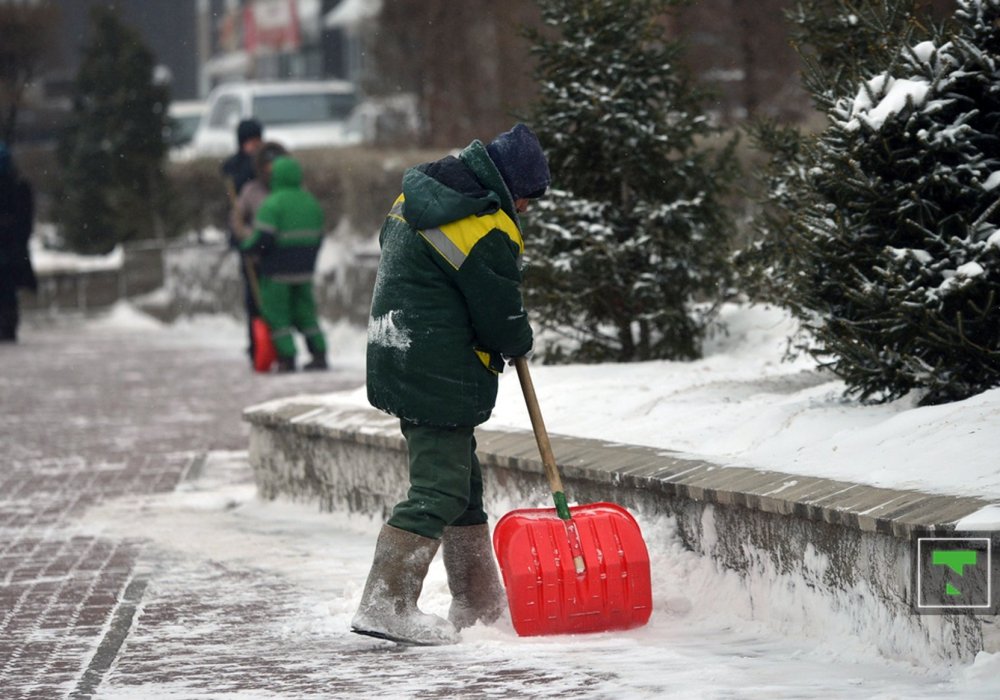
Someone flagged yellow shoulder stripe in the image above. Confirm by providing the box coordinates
[391,194,523,270]
[388,193,406,223]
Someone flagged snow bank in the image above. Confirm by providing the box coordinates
[477,304,999,501]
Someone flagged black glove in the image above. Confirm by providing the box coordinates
[504,344,534,366]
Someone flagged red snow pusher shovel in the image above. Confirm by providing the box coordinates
[226,181,276,374]
[246,258,276,373]
[251,314,276,373]
[492,358,653,637]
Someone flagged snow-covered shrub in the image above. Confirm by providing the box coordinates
[776,0,1000,403]
[523,0,738,363]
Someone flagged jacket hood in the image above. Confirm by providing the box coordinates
[401,140,519,230]
[270,156,302,190]
[459,139,517,218]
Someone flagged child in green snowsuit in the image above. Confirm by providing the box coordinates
[240,156,327,371]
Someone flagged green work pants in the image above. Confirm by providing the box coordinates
[387,420,489,539]
[258,277,326,359]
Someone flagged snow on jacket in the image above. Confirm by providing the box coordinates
[367,139,534,427]
[240,157,324,283]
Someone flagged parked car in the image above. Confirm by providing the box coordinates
[166,100,206,148]
[188,80,362,158]
[165,100,206,162]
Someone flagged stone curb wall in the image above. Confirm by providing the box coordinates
[23,238,378,327]
[244,399,997,664]
[22,244,165,314]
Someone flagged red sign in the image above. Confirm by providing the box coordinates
[244,0,301,53]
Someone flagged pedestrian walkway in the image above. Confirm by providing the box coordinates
[1,318,674,698]
[3,315,997,700]
[0,317,362,698]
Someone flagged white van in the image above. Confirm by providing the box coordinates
[189,80,362,158]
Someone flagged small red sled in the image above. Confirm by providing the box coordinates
[493,359,653,637]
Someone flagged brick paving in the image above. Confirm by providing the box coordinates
[0,320,627,700]
[0,318,362,699]
[2,317,972,700]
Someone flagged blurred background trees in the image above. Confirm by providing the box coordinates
[523,0,738,362]
[7,0,999,404]
[54,4,170,255]
[0,0,58,145]
[369,0,543,147]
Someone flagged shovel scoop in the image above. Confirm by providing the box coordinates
[492,358,653,637]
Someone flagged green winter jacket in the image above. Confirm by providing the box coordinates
[241,157,324,282]
[367,139,534,427]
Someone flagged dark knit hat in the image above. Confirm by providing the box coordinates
[236,118,263,146]
[486,123,550,200]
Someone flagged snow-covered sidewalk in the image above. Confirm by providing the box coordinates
[81,451,1000,699]
[6,305,998,698]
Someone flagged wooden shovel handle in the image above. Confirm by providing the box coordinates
[514,357,566,496]
[514,357,585,572]
[242,255,264,313]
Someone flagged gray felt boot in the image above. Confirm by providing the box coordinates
[442,523,507,630]
[351,524,459,646]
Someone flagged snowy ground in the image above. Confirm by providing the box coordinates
[78,451,1000,699]
[490,305,999,507]
[31,231,999,505]
[21,302,991,698]
[304,303,1000,514]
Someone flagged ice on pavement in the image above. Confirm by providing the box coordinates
[76,451,999,699]
[58,301,1000,697]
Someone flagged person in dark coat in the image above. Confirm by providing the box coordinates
[221,119,264,366]
[221,118,263,204]
[0,142,37,342]
[352,124,550,646]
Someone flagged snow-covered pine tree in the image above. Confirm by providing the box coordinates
[789,0,933,109]
[523,0,738,363]
[790,0,1000,403]
[738,0,930,306]
[55,5,170,255]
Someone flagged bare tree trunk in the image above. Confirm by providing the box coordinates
[371,0,540,148]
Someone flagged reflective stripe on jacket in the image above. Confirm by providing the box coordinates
[366,140,533,427]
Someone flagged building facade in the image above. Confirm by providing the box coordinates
[198,0,369,95]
